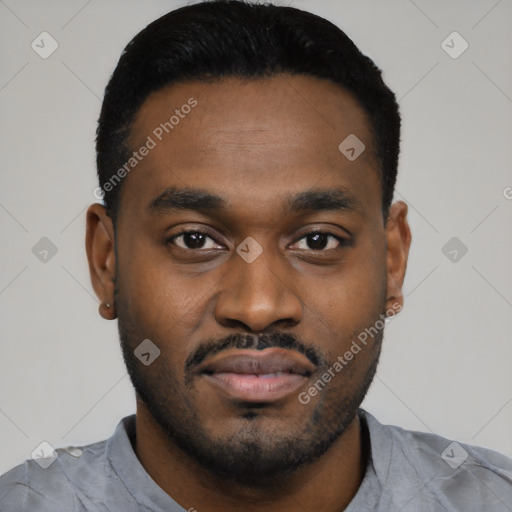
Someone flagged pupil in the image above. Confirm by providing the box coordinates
[308,232,327,250]
[185,232,205,248]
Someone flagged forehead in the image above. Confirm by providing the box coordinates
[122,74,381,221]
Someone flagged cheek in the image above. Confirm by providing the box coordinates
[116,242,216,359]
[118,235,181,312]
[304,239,387,351]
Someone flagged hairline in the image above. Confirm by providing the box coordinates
[110,73,386,231]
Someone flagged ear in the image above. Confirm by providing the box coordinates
[384,200,412,316]
[86,203,117,320]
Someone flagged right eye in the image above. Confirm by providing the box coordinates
[167,230,224,251]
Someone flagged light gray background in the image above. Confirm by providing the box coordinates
[1,0,511,475]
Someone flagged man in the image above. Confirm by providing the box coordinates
[1,1,511,510]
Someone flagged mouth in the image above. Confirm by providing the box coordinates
[197,348,315,402]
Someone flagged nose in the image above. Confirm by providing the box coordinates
[214,249,303,332]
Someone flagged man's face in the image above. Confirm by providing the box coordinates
[105,75,400,483]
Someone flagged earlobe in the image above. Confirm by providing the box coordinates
[85,204,117,320]
[384,201,412,315]
[99,301,116,320]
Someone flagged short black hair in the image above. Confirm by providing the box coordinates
[96,0,400,223]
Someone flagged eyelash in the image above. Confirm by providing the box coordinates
[167,229,347,252]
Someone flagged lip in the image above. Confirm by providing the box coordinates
[197,348,315,402]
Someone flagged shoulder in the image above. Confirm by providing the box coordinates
[361,410,512,510]
[0,440,109,511]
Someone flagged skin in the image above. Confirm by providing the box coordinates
[86,74,411,511]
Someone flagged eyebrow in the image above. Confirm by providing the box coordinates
[286,188,361,215]
[149,187,226,215]
[148,186,362,216]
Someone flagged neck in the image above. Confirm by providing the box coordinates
[134,400,368,512]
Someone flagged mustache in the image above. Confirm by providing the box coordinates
[185,331,323,376]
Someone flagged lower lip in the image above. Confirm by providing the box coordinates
[204,372,307,402]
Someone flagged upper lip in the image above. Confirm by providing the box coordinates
[197,348,316,376]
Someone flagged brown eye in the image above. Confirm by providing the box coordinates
[293,231,345,251]
[169,231,222,250]
[306,232,328,250]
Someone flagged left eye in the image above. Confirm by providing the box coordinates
[292,232,344,251]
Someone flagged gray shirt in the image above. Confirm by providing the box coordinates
[1,409,511,511]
